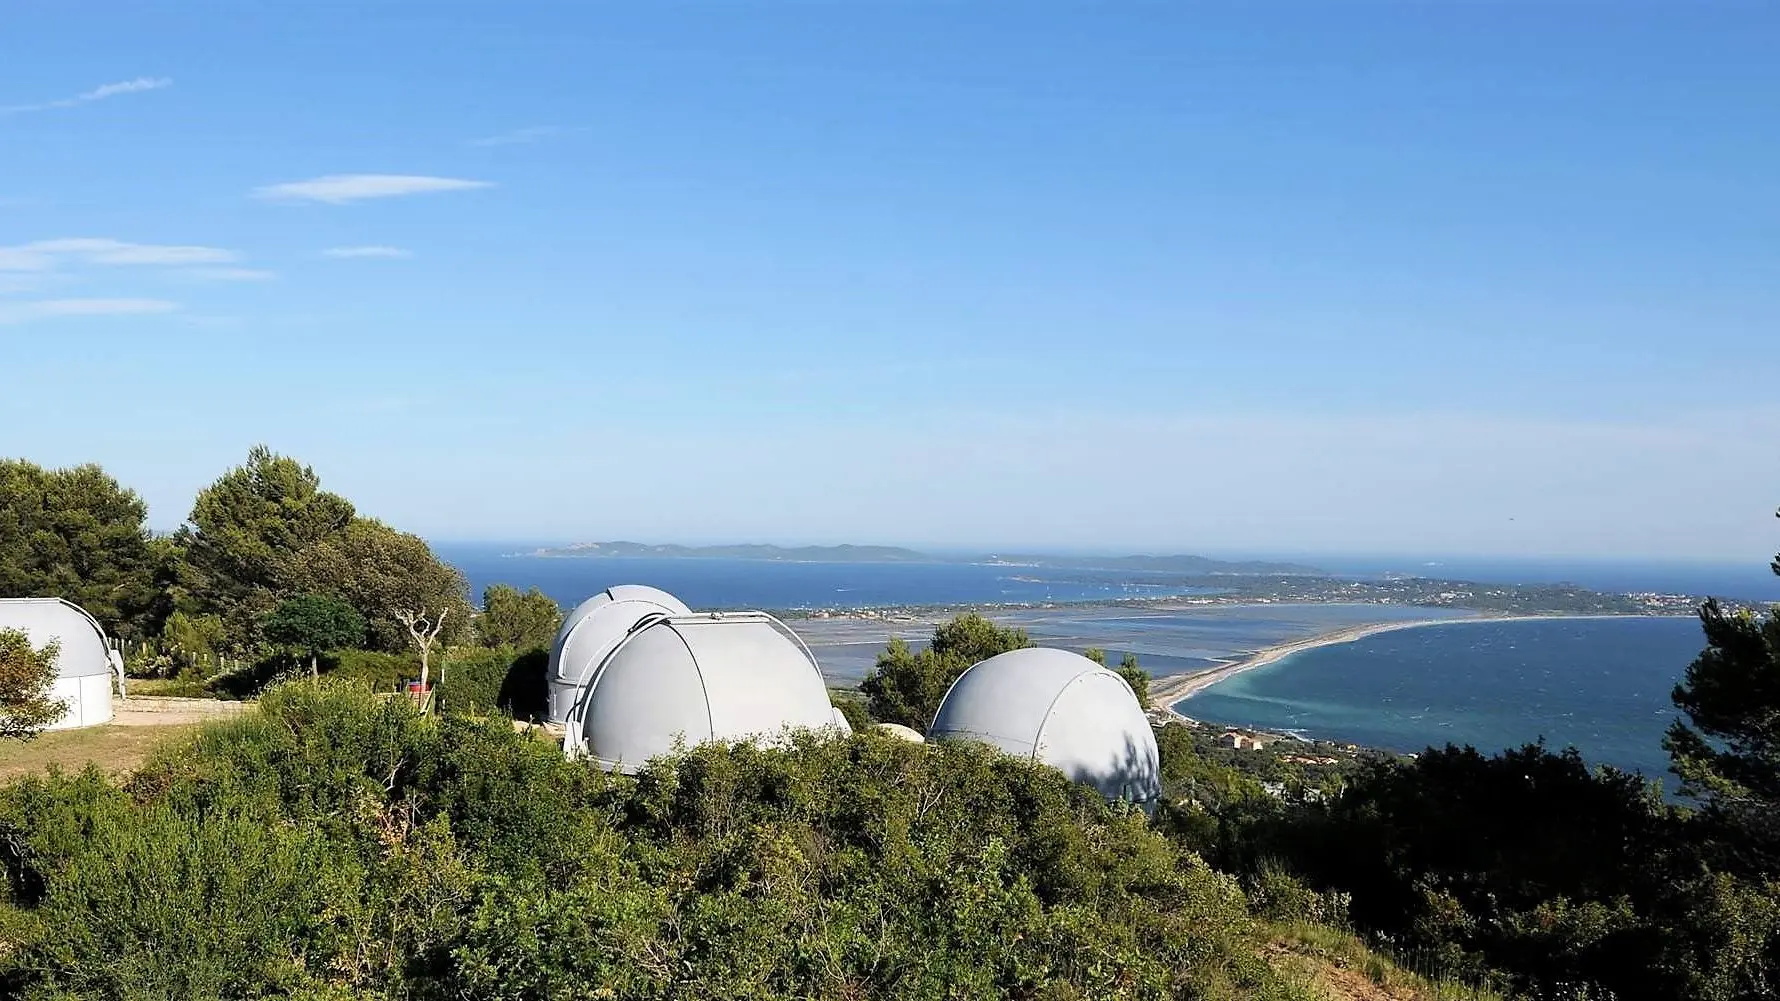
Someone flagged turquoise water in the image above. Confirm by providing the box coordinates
[1179,616,1706,781]
[433,545,1734,779]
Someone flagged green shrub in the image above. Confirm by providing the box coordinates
[0,681,1317,1001]
[1221,741,1780,1001]
[125,676,216,700]
[1248,859,1342,925]
[324,648,416,691]
[24,805,351,997]
[434,646,548,720]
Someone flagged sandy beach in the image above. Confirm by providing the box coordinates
[1145,613,1654,711]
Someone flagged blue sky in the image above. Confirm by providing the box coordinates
[2,3,1777,560]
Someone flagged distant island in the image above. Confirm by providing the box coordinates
[514,541,1324,576]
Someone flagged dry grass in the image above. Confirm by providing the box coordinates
[1265,922,1512,1001]
[125,678,219,699]
[0,696,252,782]
[0,723,201,782]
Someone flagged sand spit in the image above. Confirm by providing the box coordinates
[1145,613,1647,711]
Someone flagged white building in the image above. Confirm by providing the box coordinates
[547,585,691,723]
[929,647,1161,807]
[0,598,124,730]
[563,611,850,771]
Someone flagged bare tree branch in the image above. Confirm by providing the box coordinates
[394,607,448,707]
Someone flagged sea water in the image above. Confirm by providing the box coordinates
[436,545,1219,610]
[1179,616,1708,781]
[436,545,1745,781]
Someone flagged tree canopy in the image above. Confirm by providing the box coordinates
[1665,598,1780,873]
[1118,651,1151,706]
[172,447,468,658]
[176,446,356,646]
[0,629,66,739]
[295,516,470,652]
[0,459,158,638]
[859,613,1031,731]
[475,584,561,651]
[261,594,366,677]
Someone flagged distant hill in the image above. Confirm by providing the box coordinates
[519,541,1322,575]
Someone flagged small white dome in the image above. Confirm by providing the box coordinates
[0,598,114,678]
[547,585,691,722]
[873,722,926,744]
[929,647,1160,805]
[0,598,121,730]
[566,612,849,772]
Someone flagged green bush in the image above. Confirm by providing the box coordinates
[0,681,1316,1001]
[202,647,414,699]
[1247,859,1341,925]
[323,648,416,691]
[125,676,216,700]
[1222,742,1780,1001]
[434,646,548,720]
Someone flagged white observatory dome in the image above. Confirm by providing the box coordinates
[564,611,849,772]
[0,598,124,730]
[928,647,1160,805]
[547,585,691,723]
[873,722,926,744]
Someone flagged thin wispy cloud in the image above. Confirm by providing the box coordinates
[184,267,277,282]
[0,77,171,117]
[0,298,179,325]
[0,238,237,271]
[254,174,493,204]
[0,239,262,309]
[467,125,579,147]
[323,245,412,259]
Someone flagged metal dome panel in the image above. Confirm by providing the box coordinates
[568,612,849,772]
[0,598,115,678]
[873,722,926,743]
[576,620,712,771]
[546,585,691,722]
[929,647,1160,805]
[0,598,121,730]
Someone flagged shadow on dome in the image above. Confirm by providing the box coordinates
[548,585,692,723]
[564,611,850,772]
[928,646,1161,809]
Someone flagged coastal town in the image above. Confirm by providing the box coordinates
[783,576,1710,623]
